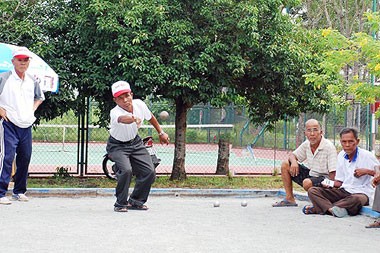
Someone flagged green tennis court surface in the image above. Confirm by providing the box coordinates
[30,142,287,176]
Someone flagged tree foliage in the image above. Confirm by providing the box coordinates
[0,0,75,123]
[230,0,331,126]
[0,0,40,45]
[305,11,380,120]
[1,0,336,179]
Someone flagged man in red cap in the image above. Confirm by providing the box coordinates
[107,81,169,212]
[0,47,45,205]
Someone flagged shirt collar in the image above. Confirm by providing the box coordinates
[11,68,26,81]
[310,136,325,151]
[344,147,358,162]
[11,69,20,80]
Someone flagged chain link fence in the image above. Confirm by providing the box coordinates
[29,102,376,177]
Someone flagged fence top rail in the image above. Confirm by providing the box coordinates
[38,124,234,129]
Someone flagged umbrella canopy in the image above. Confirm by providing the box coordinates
[0,42,59,93]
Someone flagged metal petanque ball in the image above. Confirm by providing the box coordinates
[213,201,220,207]
[159,111,169,121]
[241,200,248,207]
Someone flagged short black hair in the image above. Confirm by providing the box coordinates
[339,127,359,139]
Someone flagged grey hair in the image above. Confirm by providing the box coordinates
[305,119,322,131]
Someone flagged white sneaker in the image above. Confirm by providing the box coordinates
[331,206,348,218]
[0,196,12,205]
[12,193,29,202]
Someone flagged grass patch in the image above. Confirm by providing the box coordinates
[27,176,305,192]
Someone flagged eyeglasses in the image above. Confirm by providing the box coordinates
[306,128,320,133]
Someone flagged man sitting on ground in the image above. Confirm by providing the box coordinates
[303,127,378,217]
[366,175,380,228]
[273,119,337,207]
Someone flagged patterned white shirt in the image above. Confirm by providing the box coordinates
[293,137,337,177]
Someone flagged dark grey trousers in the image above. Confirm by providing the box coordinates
[373,186,380,213]
[106,135,155,208]
[308,186,368,216]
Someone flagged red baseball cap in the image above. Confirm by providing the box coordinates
[12,47,33,59]
[112,81,132,98]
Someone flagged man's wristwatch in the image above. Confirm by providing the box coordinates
[159,131,165,136]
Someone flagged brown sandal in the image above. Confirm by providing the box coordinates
[127,204,149,210]
[365,220,380,228]
[114,206,128,212]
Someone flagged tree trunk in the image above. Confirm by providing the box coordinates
[296,114,305,148]
[216,138,230,175]
[170,96,190,181]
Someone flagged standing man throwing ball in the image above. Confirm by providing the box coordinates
[107,81,169,212]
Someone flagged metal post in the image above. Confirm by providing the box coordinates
[77,94,89,177]
[370,0,377,151]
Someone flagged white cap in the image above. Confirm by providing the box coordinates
[12,47,33,59]
[112,81,132,97]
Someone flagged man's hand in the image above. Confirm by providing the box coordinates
[289,163,299,177]
[134,117,142,128]
[353,168,370,178]
[0,107,8,121]
[372,172,380,187]
[159,132,170,145]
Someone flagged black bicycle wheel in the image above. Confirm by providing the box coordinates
[102,154,117,180]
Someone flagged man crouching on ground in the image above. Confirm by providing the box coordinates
[273,119,337,207]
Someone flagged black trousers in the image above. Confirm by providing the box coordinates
[106,135,155,208]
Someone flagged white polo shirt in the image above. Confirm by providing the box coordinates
[293,137,337,177]
[109,99,152,142]
[0,69,44,128]
[336,147,379,199]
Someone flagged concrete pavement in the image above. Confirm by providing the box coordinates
[1,188,379,253]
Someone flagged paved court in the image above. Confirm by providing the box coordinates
[1,192,379,253]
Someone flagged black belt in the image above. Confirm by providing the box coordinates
[110,135,139,145]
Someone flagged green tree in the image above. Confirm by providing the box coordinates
[283,1,378,139]
[0,0,39,45]
[231,1,331,126]
[305,24,380,110]
[292,0,379,131]
[1,0,332,180]
[304,11,380,151]
[29,0,263,180]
